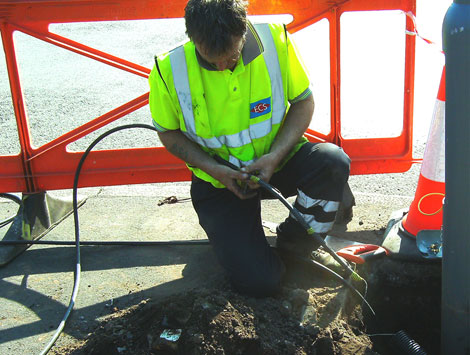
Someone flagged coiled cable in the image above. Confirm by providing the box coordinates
[0,193,22,228]
[2,123,376,353]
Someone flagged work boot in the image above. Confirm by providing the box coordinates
[276,219,351,278]
[275,218,323,258]
[310,246,351,278]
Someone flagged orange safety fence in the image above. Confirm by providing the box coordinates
[0,0,416,194]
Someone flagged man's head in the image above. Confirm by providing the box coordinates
[185,0,248,70]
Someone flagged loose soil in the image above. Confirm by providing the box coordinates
[51,261,377,355]
[49,202,387,355]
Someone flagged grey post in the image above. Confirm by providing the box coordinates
[442,0,470,353]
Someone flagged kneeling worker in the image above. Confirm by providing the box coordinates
[149,0,351,297]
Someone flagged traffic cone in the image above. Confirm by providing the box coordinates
[401,67,446,237]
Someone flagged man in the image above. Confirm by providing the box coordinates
[149,0,350,297]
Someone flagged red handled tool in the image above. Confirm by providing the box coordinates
[337,244,389,264]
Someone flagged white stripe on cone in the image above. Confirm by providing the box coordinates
[421,99,445,183]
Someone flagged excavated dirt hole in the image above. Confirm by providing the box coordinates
[52,259,377,355]
[51,257,442,355]
[362,259,441,355]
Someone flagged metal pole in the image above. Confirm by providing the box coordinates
[442,1,470,354]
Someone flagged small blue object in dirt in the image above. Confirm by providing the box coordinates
[416,230,442,259]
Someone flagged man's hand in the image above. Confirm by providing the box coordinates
[158,130,256,200]
[210,164,257,200]
[243,153,279,189]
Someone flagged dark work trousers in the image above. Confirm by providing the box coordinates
[190,142,351,297]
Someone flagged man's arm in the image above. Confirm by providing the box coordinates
[158,130,255,199]
[244,94,314,184]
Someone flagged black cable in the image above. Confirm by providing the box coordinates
[393,330,428,354]
[257,177,357,275]
[40,124,161,355]
[0,192,22,205]
[281,249,375,316]
[0,193,22,228]
[211,156,367,283]
[3,123,374,353]
[211,155,374,315]
[0,239,209,246]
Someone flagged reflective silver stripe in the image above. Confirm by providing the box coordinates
[293,190,340,233]
[293,213,334,234]
[228,155,255,168]
[170,24,285,149]
[296,190,340,213]
[255,23,285,125]
[169,46,196,136]
[219,130,252,147]
[181,131,222,149]
[170,47,223,149]
[218,118,272,147]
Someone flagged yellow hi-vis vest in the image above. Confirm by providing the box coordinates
[154,23,309,188]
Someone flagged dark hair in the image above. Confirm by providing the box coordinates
[185,0,248,57]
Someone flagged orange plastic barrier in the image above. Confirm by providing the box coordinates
[0,0,416,194]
